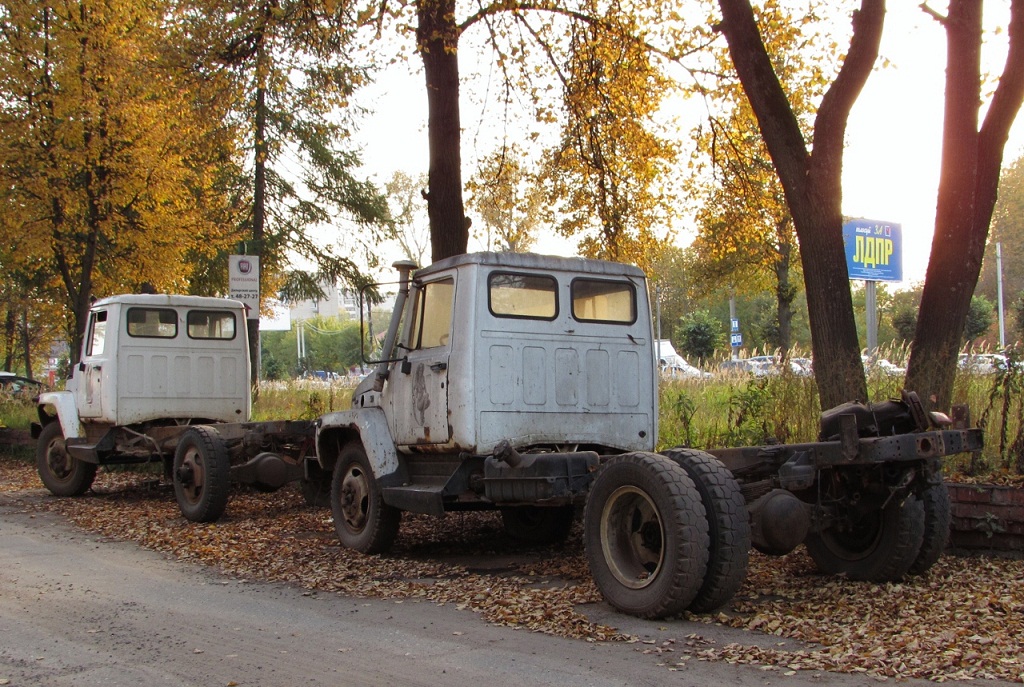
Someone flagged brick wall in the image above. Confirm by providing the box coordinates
[947,483,1024,556]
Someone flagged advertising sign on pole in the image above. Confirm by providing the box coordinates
[228,254,260,320]
[842,219,903,282]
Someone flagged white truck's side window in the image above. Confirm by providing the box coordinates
[410,279,454,349]
[87,310,108,355]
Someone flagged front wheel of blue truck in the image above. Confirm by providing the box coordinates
[584,453,709,619]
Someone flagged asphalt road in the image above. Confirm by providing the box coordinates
[0,493,1002,687]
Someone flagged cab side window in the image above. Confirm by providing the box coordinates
[87,310,108,356]
[409,279,454,349]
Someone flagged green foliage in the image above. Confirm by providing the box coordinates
[675,310,723,362]
[892,306,918,344]
[262,352,286,381]
[261,315,367,378]
[963,347,1024,477]
[964,295,995,344]
[1014,292,1024,343]
[0,390,39,430]
[978,156,1024,305]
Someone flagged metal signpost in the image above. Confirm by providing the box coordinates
[842,219,903,354]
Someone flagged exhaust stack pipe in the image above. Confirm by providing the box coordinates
[372,260,418,391]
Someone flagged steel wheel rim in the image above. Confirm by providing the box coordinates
[179,447,205,504]
[600,485,665,590]
[821,512,884,562]
[45,437,73,482]
[339,463,370,533]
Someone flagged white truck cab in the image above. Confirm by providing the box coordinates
[48,294,250,438]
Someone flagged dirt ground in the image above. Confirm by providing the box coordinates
[1,453,1022,685]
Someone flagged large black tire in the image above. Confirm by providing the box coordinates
[173,426,231,523]
[663,448,750,613]
[500,505,576,545]
[584,453,709,619]
[909,482,951,575]
[330,442,400,554]
[805,494,925,581]
[36,421,97,496]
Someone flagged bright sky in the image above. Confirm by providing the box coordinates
[352,3,1024,286]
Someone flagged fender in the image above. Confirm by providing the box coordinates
[37,391,84,440]
[315,407,399,479]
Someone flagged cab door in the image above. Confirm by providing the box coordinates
[76,309,110,419]
[390,277,453,445]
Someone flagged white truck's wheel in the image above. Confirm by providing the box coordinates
[909,482,951,575]
[330,442,400,554]
[663,448,750,613]
[805,494,925,581]
[584,453,709,619]
[173,426,230,523]
[36,421,97,496]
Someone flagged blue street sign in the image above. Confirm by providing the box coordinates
[843,219,903,282]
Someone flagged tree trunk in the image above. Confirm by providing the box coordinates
[20,310,32,379]
[716,0,884,408]
[418,0,469,262]
[906,0,1024,411]
[4,308,15,371]
[249,57,268,390]
[774,229,795,353]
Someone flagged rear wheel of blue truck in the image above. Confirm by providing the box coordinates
[663,448,750,613]
[36,421,97,496]
[584,453,709,619]
[330,442,400,554]
[173,426,231,523]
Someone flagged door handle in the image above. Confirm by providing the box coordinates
[430,362,448,372]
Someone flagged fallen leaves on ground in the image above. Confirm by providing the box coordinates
[2,455,1022,683]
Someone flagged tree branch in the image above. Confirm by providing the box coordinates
[919,2,947,25]
[813,0,885,172]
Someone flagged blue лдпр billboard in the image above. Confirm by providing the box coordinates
[842,219,903,282]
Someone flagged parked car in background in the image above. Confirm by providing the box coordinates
[656,339,712,379]
[862,355,906,377]
[0,372,44,393]
[718,357,772,376]
[958,352,1019,375]
[661,360,712,379]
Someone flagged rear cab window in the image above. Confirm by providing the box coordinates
[126,308,178,338]
[488,272,558,320]
[187,310,237,340]
[571,278,637,324]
